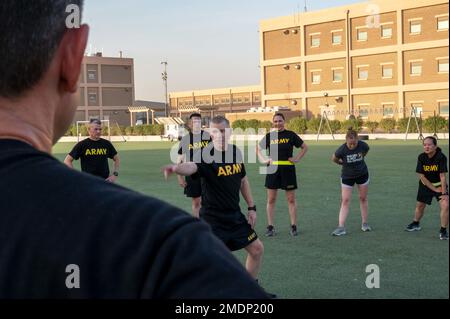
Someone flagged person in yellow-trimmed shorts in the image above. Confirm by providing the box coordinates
[257,113,308,237]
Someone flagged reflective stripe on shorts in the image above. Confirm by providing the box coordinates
[271,161,294,166]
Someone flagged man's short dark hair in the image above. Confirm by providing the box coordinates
[189,113,202,120]
[211,116,230,127]
[90,119,102,125]
[0,0,84,98]
[273,113,285,121]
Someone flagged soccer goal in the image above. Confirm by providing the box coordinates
[76,120,111,142]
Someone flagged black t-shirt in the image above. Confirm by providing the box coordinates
[0,139,267,299]
[334,141,370,179]
[69,138,117,179]
[177,130,211,163]
[259,130,304,161]
[196,144,246,223]
[416,150,448,185]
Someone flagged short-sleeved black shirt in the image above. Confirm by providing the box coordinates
[259,130,304,161]
[334,141,370,179]
[177,130,211,162]
[0,139,267,299]
[196,145,246,223]
[416,150,448,184]
[69,138,117,179]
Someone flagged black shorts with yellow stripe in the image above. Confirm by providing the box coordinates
[202,213,258,251]
[265,164,297,191]
[417,182,448,205]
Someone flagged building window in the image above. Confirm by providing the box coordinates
[409,20,421,34]
[311,35,320,47]
[382,104,394,117]
[333,69,343,82]
[253,96,260,102]
[358,106,369,119]
[358,68,368,80]
[382,65,393,78]
[312,72,321,84]
[411,103,423,116]
[357,29,368,41]
[410,62,422,76]
[437,16,449,31]
[439,101,449,116]
[332,33,342,45]
[381,25,392,38]
[88,93,97,103]
[438,59,449,73]
[87,70,97,81]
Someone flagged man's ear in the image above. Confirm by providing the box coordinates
[60,24,89,93]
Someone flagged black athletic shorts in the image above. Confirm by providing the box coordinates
[341,173,370,188]
[184,175,202,198]
[417,183,448,205]
[265,165,297,191]
[202,213,258,251]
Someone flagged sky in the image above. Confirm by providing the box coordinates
[83,0,363,102]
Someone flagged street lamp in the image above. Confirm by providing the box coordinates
[161,61,168,117]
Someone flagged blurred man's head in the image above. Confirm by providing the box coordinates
[0,0,89,148]
[88,119,102,140]
[210,116,231,151]
[189,113,202,133]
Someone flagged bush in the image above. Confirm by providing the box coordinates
[328,120,341,134]
[379,118,396,133]
[151,124,164,135]
[397,118,422,133]
[341,117,363,132]
[307,117,322,133]
[124,126,133,136]
[132,125,144,136]
[246,119,261,131]
[111,125,126,136]
[101,126,109,136]
[232,119,247,130]
[259,121,273,132]
[423,116,449,133]
[287,117,308,134]
[365,121,379,133]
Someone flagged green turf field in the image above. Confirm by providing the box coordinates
[53,140,449,299]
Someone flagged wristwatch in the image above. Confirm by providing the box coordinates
[248,205,256,212]
[113,171,119,177]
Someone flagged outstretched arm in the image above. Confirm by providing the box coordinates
[163,162,198,179]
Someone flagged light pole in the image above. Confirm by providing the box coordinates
[161,61,168,117]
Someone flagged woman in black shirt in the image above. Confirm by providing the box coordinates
[331,128,371,236]
[257,113,308,237]
[405,136,448,240]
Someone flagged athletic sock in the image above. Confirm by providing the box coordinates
[440,227,447,233]
[267,225,274,231]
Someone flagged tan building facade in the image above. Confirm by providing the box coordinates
[76,54,135,125]
[260,0,449,120]
[169,86,261,123]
